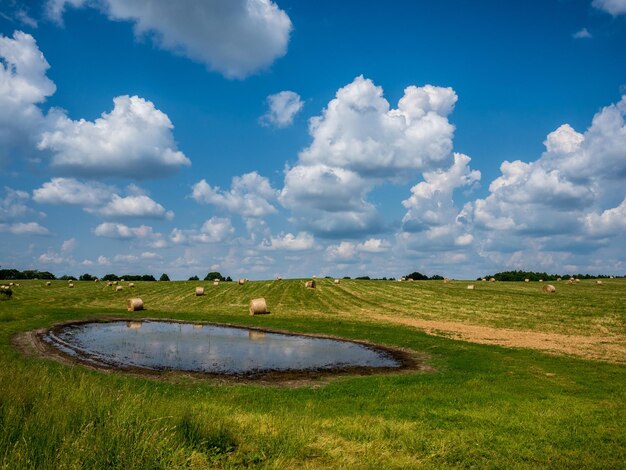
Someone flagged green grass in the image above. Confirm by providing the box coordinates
[0,278,625,468]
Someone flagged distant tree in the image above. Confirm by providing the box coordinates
[430,274,444,280]
[102,274,119,281]
[225,276,232,282]
[342,276,351,279]
[405,271,428,281]
[159,273,170,282]
[355,276,371,280]
[204,272,225,281]
[59,275,77,281]
[79,273,95,281]
[188,275,199,281]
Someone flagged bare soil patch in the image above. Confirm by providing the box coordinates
[371,314,626,364]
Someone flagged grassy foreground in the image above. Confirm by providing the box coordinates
[0,278,625,468]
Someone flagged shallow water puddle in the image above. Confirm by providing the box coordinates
[43,320,401,375]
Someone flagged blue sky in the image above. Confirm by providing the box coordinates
[0,0,625,279]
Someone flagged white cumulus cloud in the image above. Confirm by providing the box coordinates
[191,172,278,218]
[0,221,49,235]
[46,0,292,78]
[261,232,315,251]
[592,0,626,15]
[39,95,190,178]
[94,194,174,220]
[260,91,304,128]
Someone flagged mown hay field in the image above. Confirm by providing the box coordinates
[1,278,625,468]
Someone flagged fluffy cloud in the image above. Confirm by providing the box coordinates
[358,238,391,253]
[0,221,49,235]
[33,178,112,206]
[260,91,304,128]
[0,187,32,222]
[39,95,190,178]
[33,178,174,219]
[592,0,626,15]
[572,28,592,39]
[191,172,278,218]
[467,96,626,238]
[94,194,174,220]
[260,232,315,251]
[583,197,626,237]
[94,222,161,241]
[170,217,235,245]
[281,76,459,237]
[402,153,480,232]
[0,31,55,164]
[47,0,292,78]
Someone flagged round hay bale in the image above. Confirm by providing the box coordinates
[408,278,414,282]
[238,278,246,285]
[46,281,51,286]
[524,279,530,282]
[305,280,316,289]
[481,278,487,282]
[213,280,219,286]
[128,282,135,288]
[112,281,118,285]
[443,278,450,283]
[596,280,603,285]
[334,279,340,284]
[195,286,205,296]
[539,279,543,283]
[68,283,74,288]
[567,279,574,285]
[276,276,283,281]
[9,282,14,286]
[575,278,580,283]
[94,278,99,282]
[116,285,123,292]
[120,279,125,282]
[542,284,556,293]
[467,284,475,290]
[127,298,144,312]
[489,278,496,282]
[557,278,562,281]
[249,298,269,315]
[127,321,142,329]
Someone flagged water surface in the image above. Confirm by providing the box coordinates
[43,320,400,375]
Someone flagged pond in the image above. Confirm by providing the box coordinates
[42,320,403,376]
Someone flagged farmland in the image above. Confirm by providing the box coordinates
[1,278,625,468]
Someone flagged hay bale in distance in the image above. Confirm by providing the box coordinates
[68,283,74,288]
[213,280,219,286]
[106,281,112,287]
[567,279,574,285]
[195,286,205,296]
[334,279,340,284]
[116,286,123,292]
[9,282,14,286]
[575,278,581,283]
[467,285,475,290]
[542,284,556,293]
[524,279,530,282]
[46,281,51,286]
[596,280,603,285]
[557,278,562,281]
[249,298,269,315]
[481,278,487,282]
[128,282,135,288]
[489,278,496,282]
[305,280,316,289]
[238,278,246,285]
[127,298,144,312]
[276,276,283,281]
[112,281,118,285]
[539,279,544,283]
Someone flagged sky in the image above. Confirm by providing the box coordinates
[0,0,625,280]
